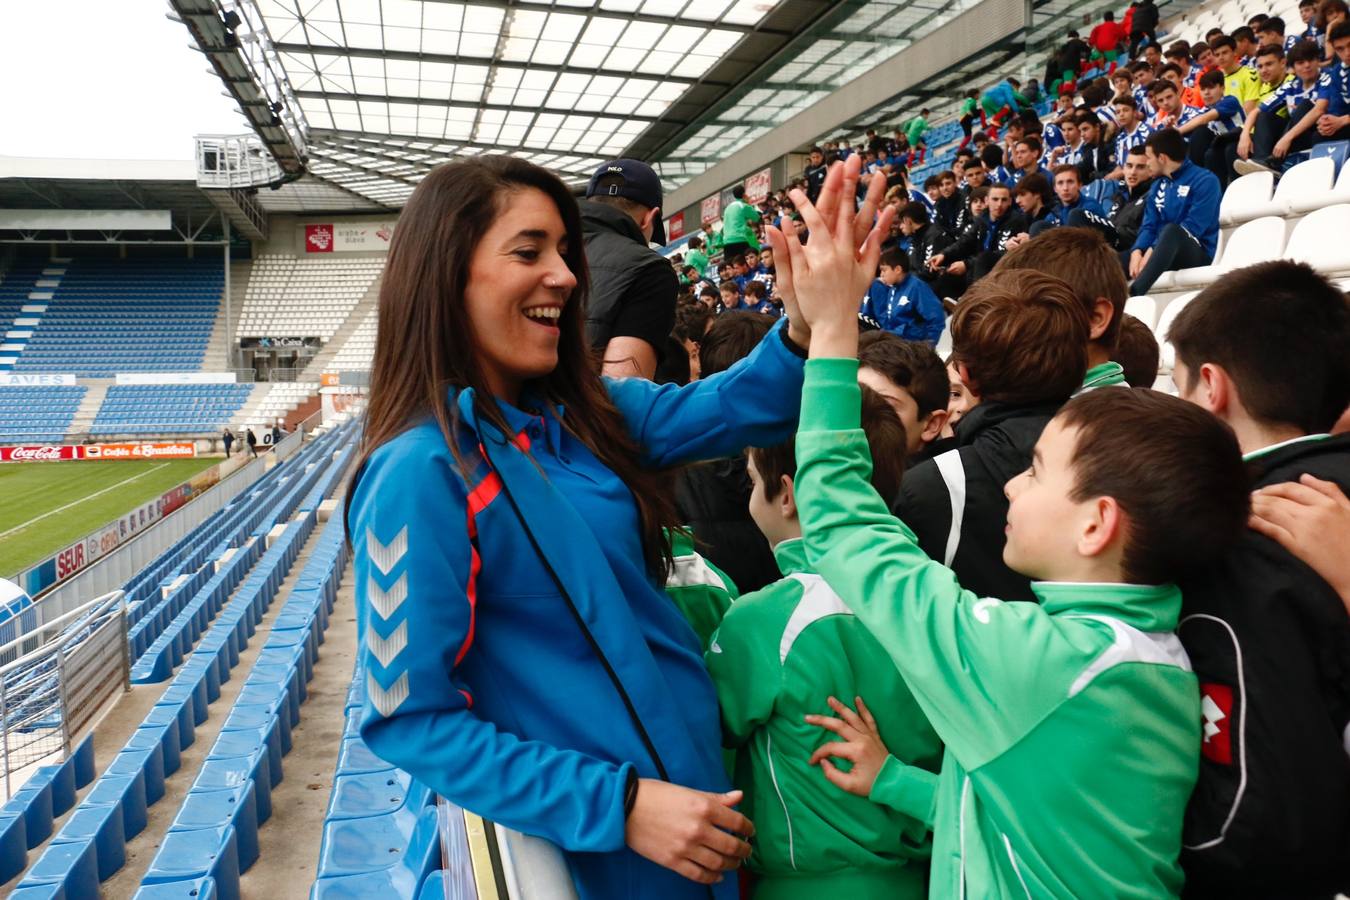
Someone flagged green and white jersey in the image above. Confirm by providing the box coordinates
[795,359,1200,900]
[706,538,941,900]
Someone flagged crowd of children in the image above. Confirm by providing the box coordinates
[655,144,1350,899]
[645,4,1350,893]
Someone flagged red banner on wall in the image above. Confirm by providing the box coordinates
[744,168,772,203]
[305,224,335,253]
[0,442,197,463]
[83,443,197,460]
[0,446,81,462]
[667,212,685,241]
[700,195,721,225]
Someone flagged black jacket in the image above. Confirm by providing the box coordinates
[933,195,964,233]
[1132,0,1159,32]
[1179,434,1350,899]
[906,222,954,283]
[1110,177,1154,250]
[941,210,1028,261]
[1078,141,1115,183]
[675,459,779,594]
[579,200,677,355]
[890,399,1061,602]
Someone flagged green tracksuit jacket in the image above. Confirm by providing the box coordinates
[705,538,942,900]
[666,528,739,653]
[794,359,1201,900]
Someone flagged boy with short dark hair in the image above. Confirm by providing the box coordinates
[1112,313,1160,387]
[705,386,942,900]
[1167,259,1350,897]
[1313,20,1350,144]
[774,192,1250,897]
[891,269,1090,602]
[861,248,945,345]
[744,279,781,318]
[857,331,951,462]
[719,280,742,311]
[994,226,1130,392]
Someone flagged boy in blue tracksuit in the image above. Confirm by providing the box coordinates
[349,319,810,900]
[1125,128,1221,295]
[1032,163,1108,236]
[860,248,945,345]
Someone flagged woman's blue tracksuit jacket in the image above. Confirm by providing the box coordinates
[348,320,807,899]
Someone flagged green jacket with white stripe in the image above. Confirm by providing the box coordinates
[796,359,1200,900]
[705,537,941,900]
[665,528,740,653]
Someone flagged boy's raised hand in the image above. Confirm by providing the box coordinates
[766,156,894,358]
[805,695,890,798]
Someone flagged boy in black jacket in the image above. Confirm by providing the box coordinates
[1168,260,1350,898]
[890,268,1089,602]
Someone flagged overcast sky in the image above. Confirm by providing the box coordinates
[0,1,244,160]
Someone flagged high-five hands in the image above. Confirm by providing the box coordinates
[766,156,896,359]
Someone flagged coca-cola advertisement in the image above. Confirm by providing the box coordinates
[0,445,81,462]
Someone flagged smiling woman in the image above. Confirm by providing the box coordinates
[342,155,825,898]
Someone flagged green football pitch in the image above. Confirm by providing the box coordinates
[0,458,219,578]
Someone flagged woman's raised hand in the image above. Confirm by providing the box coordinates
[766,156,894,359]
[625,779,754,885]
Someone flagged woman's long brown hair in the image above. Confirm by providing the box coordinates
[351,155,679,577]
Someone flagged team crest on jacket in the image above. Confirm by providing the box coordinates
[1199,682,1234,765]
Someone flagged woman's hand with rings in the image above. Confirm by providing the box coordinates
[625,779,755,885]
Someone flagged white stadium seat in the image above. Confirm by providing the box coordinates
[1169,216,1287,288]
[1123,296,1158,330]
[1282,204,1350,274]
[1325,158,1350,207]
[1282,156,1339,215]
[1219,171,1275,226]
[1154,291,1199,373]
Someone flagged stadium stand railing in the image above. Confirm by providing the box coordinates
[0,418,358,895]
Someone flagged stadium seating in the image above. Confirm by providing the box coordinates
[324,311,376,374]
[90,384,253,437]
[0,385,86,444]
[10,420,359,898]
[246,381,319,430]
[237,256,383,342]
[9,258,222,377]
[0,261,49,347]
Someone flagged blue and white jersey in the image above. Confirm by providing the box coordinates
[1042,122,1066,158]
[1302,23,1324,49]
[1261,74,1325,114]
[1152,104,1205,130]
[1133,86,1156,118]
[1284,33,1301,52]
[1059,141,1085,167]
[1185,62,1205,88]
[1206,95,1246,134]
[1114,122,1154,168]
[1317,61,1350,116]
[1096,103,1120,128]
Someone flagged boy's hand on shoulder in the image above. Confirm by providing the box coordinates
[805,695,890,798]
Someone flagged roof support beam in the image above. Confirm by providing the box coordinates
[421,0,798,37]
[292,89,672,125]
[272,42,728,88]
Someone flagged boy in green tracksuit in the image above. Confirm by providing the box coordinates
[765,167,1250,898]
[665,527,739,653]
[705,386,942,900]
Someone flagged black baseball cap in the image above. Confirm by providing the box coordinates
[587,158,666,245]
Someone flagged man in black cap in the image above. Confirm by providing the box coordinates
[580,158,678,380]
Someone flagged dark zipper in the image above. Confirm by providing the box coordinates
[492,463,671,783]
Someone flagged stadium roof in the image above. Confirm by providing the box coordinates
[175,0,1007,206]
